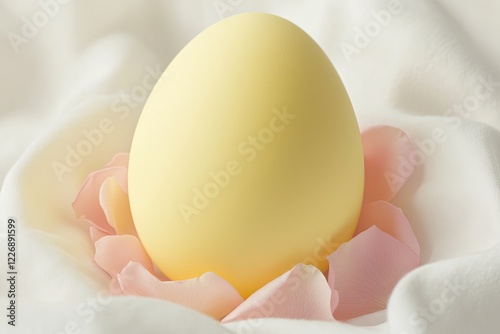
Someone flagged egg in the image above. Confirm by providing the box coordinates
[128,13,364,298]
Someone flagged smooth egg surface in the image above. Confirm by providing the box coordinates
[128,13,364,298]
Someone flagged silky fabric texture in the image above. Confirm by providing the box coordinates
[1,0,500,333]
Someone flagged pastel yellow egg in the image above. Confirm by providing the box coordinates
[128,13,364,298]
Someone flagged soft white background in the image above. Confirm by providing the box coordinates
[1,0,500,333]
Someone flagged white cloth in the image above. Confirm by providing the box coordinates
[1,0,500,333]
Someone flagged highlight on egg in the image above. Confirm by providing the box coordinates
[128,12,364,298]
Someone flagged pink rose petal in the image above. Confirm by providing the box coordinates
[72,166,128,234]
[99,177,137,236]
[94,235,154,278]
[105,153,129,169]
[327,226,419,320]
[355,201,420,257]
[328,270,340,313]
[362,126,414,203]
[89,226,107,242]
[109,276,130,296]
[109,277,127,296]
[117,262,244,320]
[223,264,335,323]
